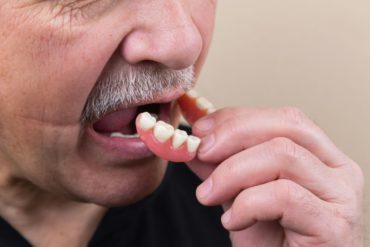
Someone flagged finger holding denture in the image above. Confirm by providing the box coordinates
[135,90,215,162]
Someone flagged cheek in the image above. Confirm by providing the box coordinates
[0,8,115,181]
[0,116,81,186]
[0,7,124,125]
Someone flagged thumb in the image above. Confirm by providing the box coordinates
[187,159,230,212]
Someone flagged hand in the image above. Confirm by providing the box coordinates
[187,107,364,247]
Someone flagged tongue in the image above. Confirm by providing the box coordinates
[93,107,138,134]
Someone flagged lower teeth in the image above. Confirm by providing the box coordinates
[149,113,158,120]
[110,132,139,138]
[107,110,159,139]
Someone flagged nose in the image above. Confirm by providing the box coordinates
[120,1,203,69]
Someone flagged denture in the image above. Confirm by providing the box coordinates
[135,90,215,162]
[176,89,215,125]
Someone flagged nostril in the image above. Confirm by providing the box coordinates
[120,24,202,69]
[139,60,159,66]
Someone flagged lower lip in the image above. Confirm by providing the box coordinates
[85,102,172,160]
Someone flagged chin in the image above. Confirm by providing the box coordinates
[59,156,168,207]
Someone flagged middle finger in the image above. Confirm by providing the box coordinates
[196,137,340,206]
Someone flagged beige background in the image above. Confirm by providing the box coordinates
[196,0,370,244]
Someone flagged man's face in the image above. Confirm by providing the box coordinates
[0,0,216,206]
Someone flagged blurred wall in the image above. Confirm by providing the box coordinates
[197,0,370,244]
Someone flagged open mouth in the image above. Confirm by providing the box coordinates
[82,89,186,160]
[92,102,171,138]
[83,101,174,160]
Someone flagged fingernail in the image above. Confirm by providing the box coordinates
[197,178,213,199]
[194,117,215,133]
[199,135,215,154]
[221,209,232,226]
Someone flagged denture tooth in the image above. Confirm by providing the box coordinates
[186,89,200,99]
[149,113,158,120]
[110,132,126,138]
[153,121,175,143]
[110,132,139,138]
[187,135,201,153]
[196,97,215,111]
[139,112,157,130]
[207,107,216,114]
[172,129,188,149]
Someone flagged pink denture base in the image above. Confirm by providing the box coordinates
[136,121,196,163]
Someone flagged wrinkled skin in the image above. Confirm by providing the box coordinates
[0,0,215,206]
[0,1,216,245]
[190,107,364,246]
[0,1,364,247]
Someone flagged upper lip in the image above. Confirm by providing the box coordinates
[146,88,187,105]
[89,88,186,125]
[112,88,185,110]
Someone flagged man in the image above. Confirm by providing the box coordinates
[0,1,364,246]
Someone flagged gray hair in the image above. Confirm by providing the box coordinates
[81,64,194,124]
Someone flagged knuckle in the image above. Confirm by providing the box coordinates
[336,207,361,227]
[221,157,244,183]
[266,137,302,163]
[351,163,365,195]
[220,115,251,144]
[220,160,235,179]
[273,179,299,206]
[340,161,365,200]
[215,119,246,151]
[235,189,253,210]
[279,106,312,129]
[331,206,363,240]
[275,180,321,217]
[213,158,242,189]
[223,117,242,135]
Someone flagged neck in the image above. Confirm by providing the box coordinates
[0,167,107,247]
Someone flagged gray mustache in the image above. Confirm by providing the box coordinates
[81,64,194,124]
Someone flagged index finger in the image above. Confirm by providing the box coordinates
[193,107,349,167]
